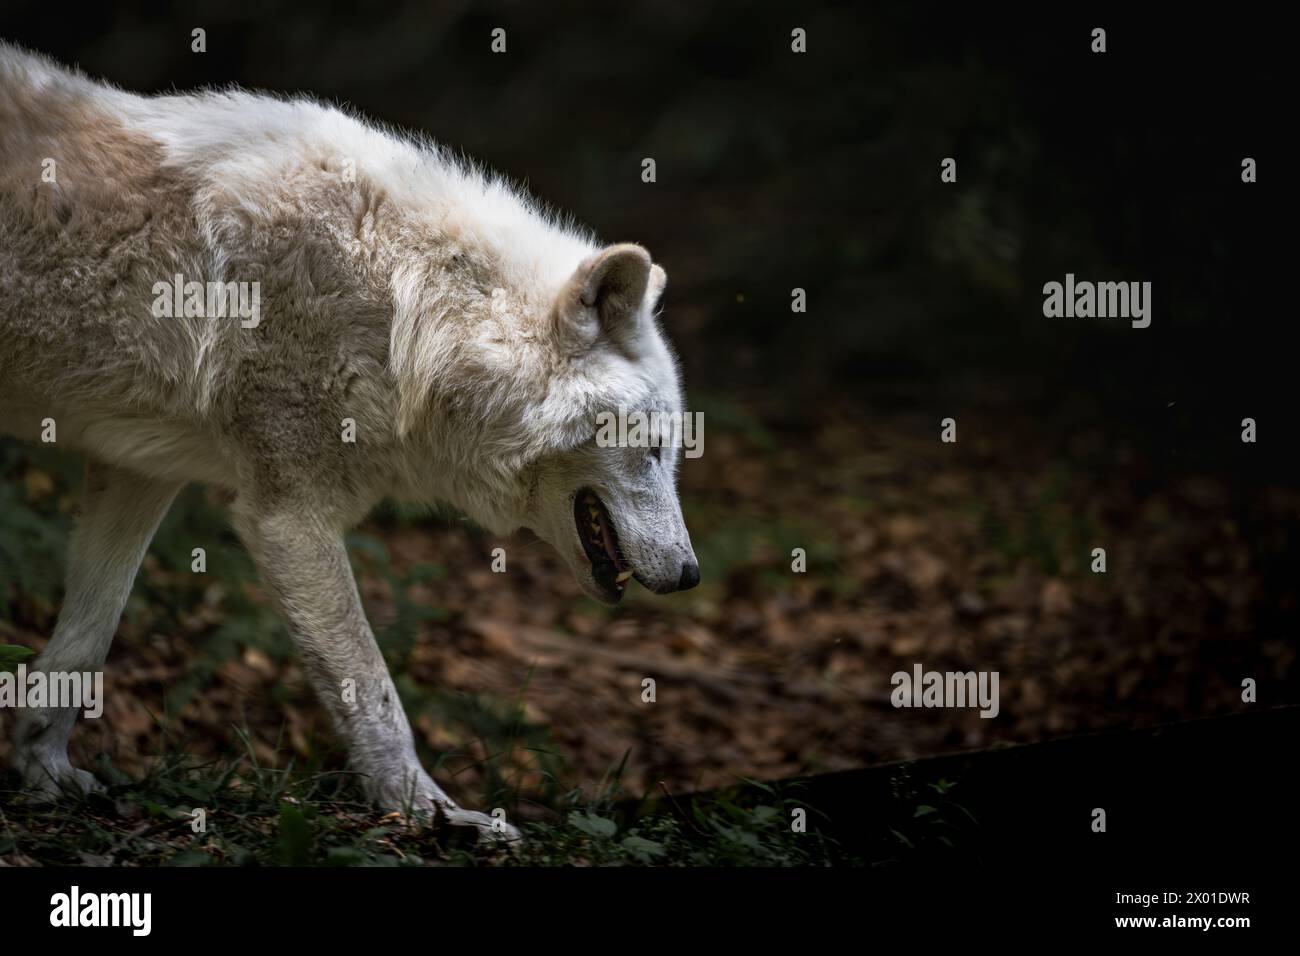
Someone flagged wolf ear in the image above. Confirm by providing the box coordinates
[555,243,655,353]
[647,262,667,312]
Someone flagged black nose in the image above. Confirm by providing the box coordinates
[678,561,700,591]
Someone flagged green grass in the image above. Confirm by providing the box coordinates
[0,748,861,867]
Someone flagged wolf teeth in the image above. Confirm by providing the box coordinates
[615,570,632,583]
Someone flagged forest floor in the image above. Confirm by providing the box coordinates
[2,395,1293,856]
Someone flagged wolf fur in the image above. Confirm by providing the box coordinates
[0,42,698,840]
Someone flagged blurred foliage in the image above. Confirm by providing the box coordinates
[0,1,1280,443]
[0,440,76,620]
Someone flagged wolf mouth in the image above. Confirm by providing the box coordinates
[575,488,632,601]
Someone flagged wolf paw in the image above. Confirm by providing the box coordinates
[436,800,523,845]
[16,757,106,803]
[372,771,523,845]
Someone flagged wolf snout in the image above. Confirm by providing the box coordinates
[642,559,700,594]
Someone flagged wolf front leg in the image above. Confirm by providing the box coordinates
[231,499,520,843]
[12,461,181,800]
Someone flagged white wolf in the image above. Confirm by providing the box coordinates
[0,42,699,841]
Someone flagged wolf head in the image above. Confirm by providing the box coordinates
[525,243,699,604]
[391,237,698,605]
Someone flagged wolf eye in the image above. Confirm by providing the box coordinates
[649,445,663,464]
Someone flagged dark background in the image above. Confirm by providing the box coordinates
[2,2,1286,435]
[1,2,1294,814]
